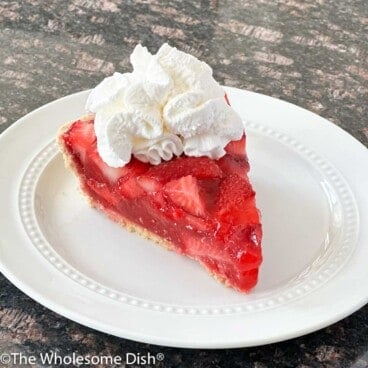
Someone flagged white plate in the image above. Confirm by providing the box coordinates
[0,87,367,348]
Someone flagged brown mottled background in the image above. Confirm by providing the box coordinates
[0,0,367,367]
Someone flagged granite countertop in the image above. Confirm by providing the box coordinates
[0,1,367,367]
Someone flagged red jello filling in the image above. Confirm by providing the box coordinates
[61,117,262,292]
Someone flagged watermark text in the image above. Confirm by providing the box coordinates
[0,351,164,366]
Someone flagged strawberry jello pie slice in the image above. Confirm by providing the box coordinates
[58,44,262,292]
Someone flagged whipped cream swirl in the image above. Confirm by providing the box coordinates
[86,43,244,167]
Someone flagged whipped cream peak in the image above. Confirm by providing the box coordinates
[86,43,244,167]
[86,72,132,113]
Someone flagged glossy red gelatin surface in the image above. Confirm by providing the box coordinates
[61,117,262,292]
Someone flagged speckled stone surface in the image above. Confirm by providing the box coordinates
[0,0,367,367]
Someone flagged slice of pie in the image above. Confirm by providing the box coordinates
[58,115,262,292]
[58,43,262,292]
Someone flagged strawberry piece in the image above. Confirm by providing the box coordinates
[86,148,124,184]
[215,174,258,225]
[144,156,222,184]
[224,135,246,156]
[217,155,249,177]
[164,175,206,217]
[137,176,163,193]
[86,148,149,185]
[148,191,186,220]
[118,177,145,199]
[68,120,95,146]
[65,119,150,185]
[147,192,184,220]
[226,224,263,270]
[183,236,224,261]
[184,214,212,232]
[64,120,95,164]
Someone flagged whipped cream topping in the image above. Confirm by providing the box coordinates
[86,43,244,167]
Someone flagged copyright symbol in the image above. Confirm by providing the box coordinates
[156,353,165,361]
[0,354,11,364]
